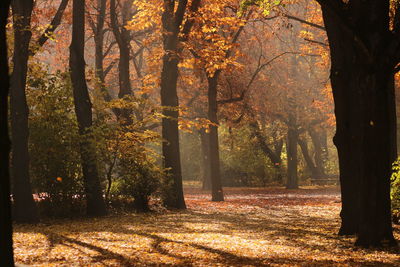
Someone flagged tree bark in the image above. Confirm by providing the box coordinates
[286,115,298,189]
[0,1,14,265]
[10,0,39,223]
[160,0,187,209]
[70,0,107,217]
[318,0,396,246]
[110,0,132,99]
[355,64,396,246]
[93,0,112,102]
[298,137,321,179]
[207,73,224,201]
[199,129,212,190]
[309,128,326,178]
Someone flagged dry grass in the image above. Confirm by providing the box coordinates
[13,186,400,266]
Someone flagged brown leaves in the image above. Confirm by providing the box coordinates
[13,186,400,266]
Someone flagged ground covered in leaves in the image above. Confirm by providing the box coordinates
[14,186,400,266]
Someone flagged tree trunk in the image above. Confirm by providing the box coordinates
[133,195,150,213]
[10,0,39,223]
[110,0,132,99]
[355,65,396,246]
[160,1,186,209]
[309,128,326,178]
[199,129,212,190]
[298,137,320,179]
[319,1,396,245]
[249,121,283,182]
[70,0,107,217]
[207,73,224,201]
[94,0,111,102]
[0,1,14,265]
[286,115,298,189]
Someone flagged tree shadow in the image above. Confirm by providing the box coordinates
[13,187,400,265]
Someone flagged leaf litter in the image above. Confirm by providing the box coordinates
[13,186,400,266]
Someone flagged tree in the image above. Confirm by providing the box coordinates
[10,0,39,223]
[10,0,69,223]
[88,0,113,102]
[110,0,133,100]
[186,0,253,201]
[70,0,107,216]
[0,1,14,265]
[316,0,397,246]
[159,0,200,209]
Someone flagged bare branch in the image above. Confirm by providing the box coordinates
[31,0,69,56]
[282,13,325,31]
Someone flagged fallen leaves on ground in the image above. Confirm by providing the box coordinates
[13,186,400,266]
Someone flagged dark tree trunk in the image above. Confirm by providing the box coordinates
[0,1,14,265]
[322,9,364,236]
[318,0,396,246]
[286,115,298,189]
[298,137,321,179]
[110,0,132,99]
[94,0,111,102]
[199,129,212,190]
[10,0,39,223]
[70,0,107,217]
[207,73,224,201]
[133,195,150,213]
[160,0,187,209]
[355,65,396,246]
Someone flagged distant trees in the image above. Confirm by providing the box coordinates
[70,0,107,216]
[316,0,397,246]
[0,1,14,265]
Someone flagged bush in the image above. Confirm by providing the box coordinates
[219,125,274,186]
[27,65,165,216]
[112,158,161,212]
[92,94,164,212]
[27,67,85,217]
[391,158,400,224]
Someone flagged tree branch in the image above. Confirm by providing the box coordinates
[304,38,328,47]
[30,0,69,56]
[283,13,325,31]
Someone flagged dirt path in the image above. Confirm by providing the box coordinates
[13,186,400,266]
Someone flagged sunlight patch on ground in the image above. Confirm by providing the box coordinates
[13,187,400,266]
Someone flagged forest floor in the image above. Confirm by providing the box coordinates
[13,185,400,266]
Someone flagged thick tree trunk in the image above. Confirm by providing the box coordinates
[199,129,212,190]
[70,0,107,217]
[0,1,14,265]
[355,65,396,246]
[160,1,186,209]
[319,1,396,245]
[286,116,298,189]
[207,74,224,201]
[10,0,39,223]
[320,6,364,236]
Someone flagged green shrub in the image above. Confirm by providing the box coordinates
[391,158,400,224]
[27,67,85,217]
